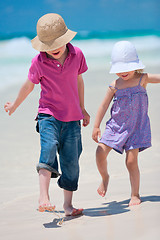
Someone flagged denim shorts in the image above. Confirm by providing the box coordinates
[36,114,82,191]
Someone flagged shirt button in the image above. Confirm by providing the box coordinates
[57,64,60,67]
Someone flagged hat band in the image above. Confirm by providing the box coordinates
[112,59,139,64]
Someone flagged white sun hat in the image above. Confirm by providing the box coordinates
[109,41,145,73]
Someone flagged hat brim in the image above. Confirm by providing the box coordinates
[31,29,77,52]
[109,60,145,74]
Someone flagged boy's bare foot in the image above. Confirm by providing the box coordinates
[129,195,141,206]
[97,174,109,197]
[38,204,55,212]
[64,205,83,216]
[38,198,55,212]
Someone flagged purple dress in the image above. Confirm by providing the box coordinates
[100,75,151,154]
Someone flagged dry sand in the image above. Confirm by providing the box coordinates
[0,67,160,240]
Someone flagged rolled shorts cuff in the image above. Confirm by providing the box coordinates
[36,163,61,178]
[57,180,78,191]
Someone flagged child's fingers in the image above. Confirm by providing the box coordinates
[4,102,10,109]
[4,102,12,114]
[83,121,88,127]
[83,118,89,127]
[82,119,87,126]
[92,128,101,143]
[98,131,101,140]
[4,106,9,112]
[92,134,98,143]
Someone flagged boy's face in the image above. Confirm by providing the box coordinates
[46,45,67,59]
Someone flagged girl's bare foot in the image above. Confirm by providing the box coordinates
[97,174,109,197]
[129,195,141,206]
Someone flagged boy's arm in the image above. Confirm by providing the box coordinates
[4,78,35,116]
[92,87,115,143]
[77,74,90,127]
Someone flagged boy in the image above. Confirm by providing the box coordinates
[4,13,90,216]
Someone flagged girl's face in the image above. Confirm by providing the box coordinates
[116,71,135,81]
[46,45,67,60]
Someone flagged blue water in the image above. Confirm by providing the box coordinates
[1,0,160,90]
[1,33,160,91]
[1,0,160,36]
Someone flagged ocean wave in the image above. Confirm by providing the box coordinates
[0,35,160,59]
[0,37,37,59]
[1,29,160,41]
[0,35,160,90]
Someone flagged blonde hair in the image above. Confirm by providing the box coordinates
[135,69,144,74]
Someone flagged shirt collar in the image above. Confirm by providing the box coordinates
[40,43,76,63]
[67,42,76,55]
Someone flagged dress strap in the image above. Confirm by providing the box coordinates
[139,73,144,85]
[109,85,118,91]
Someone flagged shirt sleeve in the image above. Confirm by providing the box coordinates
[78,49,88,75]
[28,55,41,84]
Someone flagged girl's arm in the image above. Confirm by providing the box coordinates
[92,87,115,143]
[77,74,90,127]
[145,73,160,84]
[4,78,35,116]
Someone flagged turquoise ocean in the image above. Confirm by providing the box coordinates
[1,31,160,91]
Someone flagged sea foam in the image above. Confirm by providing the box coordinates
[0,35,160,90]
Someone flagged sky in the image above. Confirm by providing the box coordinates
[0,0,160,37]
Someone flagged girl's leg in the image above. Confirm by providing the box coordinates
[38,169,55,210]
[96,143,112,197]
[125,149,141,206]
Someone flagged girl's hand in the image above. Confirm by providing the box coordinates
[82,109,90,127]
[4,102,16,116]
[92,127,101,143]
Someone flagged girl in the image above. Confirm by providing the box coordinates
[92,41,160,206]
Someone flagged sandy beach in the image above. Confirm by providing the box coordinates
[1,66,160,240]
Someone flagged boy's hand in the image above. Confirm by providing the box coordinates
[92,127,101,143]
[82,109,90,127]
[4,102,15,116]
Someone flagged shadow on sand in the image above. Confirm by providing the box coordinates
[43,195,160,228]
[43,211,83,228]
[84,195,160,217]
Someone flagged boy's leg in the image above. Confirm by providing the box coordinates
[63,190,83,216]
[37,115,61,211]
[38,169,55,211]
[96,143,112,197]
[58,121,82,215]
[39,169,51,205]
[125,148,141,206]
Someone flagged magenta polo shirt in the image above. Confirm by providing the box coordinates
[28,43,88,122]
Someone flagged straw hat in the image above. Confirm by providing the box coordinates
[110,41,145,73]
[31,13,77,52]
